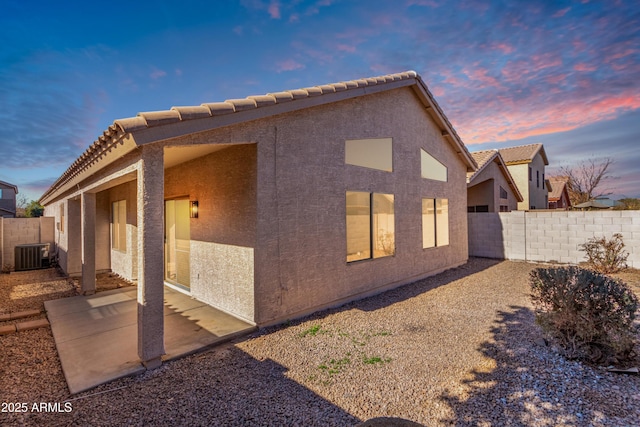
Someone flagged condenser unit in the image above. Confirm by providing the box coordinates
[14,243,50,271]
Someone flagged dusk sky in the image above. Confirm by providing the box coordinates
[2,0,639,202]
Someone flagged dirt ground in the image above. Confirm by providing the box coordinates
[1,261,640,426]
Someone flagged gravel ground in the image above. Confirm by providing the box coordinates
[1,259,640,426]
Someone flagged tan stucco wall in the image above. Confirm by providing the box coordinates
[254,87,469,324]
[468,179,495,211]
[528,153,548,209]
[43,85,469,326]
[468,161,519,212]
[99,181,138,280]
[508,153,547,210]
[164,144,257,322]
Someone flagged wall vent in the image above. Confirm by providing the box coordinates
[14,244,50,271]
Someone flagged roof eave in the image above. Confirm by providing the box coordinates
[411,76,477,172]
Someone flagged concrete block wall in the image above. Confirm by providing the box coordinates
[0,217,55,270]
[468,211,640,268]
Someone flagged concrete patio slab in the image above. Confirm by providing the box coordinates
[45,287,256,394]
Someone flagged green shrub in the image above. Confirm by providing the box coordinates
[580,233,629,274]
[530,266,638,364]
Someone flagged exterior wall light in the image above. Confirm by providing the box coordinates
[190,201,199,218]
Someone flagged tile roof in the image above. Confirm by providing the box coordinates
[548,177,569,201]
[468,149,498,174]
[498,143,549,165]
[40,71,477,203]
[113,71,418,133]
[467,149,524,202]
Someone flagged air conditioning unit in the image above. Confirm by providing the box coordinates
[14,244,50,271]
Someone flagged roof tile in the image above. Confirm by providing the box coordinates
[499,143,546,165]
[43,70,483,203]
[171,106,211,120]
[115,116,148,132]
[248,95,277,107]
[139,110,181,127]
[203,102,236,115]
[317,85,336,94]
[332,82,348,92]
[289,89,310,99]
[269,91,294,102]
[225,98,257,111]
[304,86,324,96]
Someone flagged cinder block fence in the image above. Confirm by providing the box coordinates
[468,211,640,268]
[0,217,55,271]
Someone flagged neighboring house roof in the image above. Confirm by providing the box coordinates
[574,200,610,209]
[467,149,524,202]
[0,180,18,193]
[498,143,549,166]
[594,197,623,208]
[548,177,569,202]
[40,71,477,205]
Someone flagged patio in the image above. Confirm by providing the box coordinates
[45,286,256,394]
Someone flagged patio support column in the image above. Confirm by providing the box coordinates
[136,145,165,369]
[81,192,96,295]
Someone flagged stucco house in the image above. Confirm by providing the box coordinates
[0,180,18,218]
[467,149,523,212]
[39,71,476,368]
[547,177,571,210]
[498,143,549,210]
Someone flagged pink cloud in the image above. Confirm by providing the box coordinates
[456,90,640,145]
[150,68,167,80]
[268,1,281,19]
[574,63,596,72]
[494,43,515,54]
[463,66,503,89]
[336,43,356,53]
[276,59,305,72]
[545,73,567,84]
[552,7,571,18]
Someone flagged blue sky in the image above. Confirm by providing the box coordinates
[2,0,639,202]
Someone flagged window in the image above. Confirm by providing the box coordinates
[423,198,449,248]
[499,186,508,199]
[421,149,447,181]
[112,200,127,251]
[0,189,3,199]
[346,192,395,262]
[345,138,392,172]
[529,167,532,181]
[59,205,65,233]
[500,205,509,212]
[467,205,489,213]
[536,170,540,188]
[542,173,545,189]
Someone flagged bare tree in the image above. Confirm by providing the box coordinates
[15,194,29,217]
[559,157,614,205]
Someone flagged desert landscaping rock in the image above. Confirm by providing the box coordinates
[1,259,640,426]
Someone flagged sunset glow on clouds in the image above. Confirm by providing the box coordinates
[1,0,639,199]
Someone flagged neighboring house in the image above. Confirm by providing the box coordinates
[467,149,523,212]
[39,71,477,367]
[0,180,18,218]
[548,177,571,210]
[498,143,549,210]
